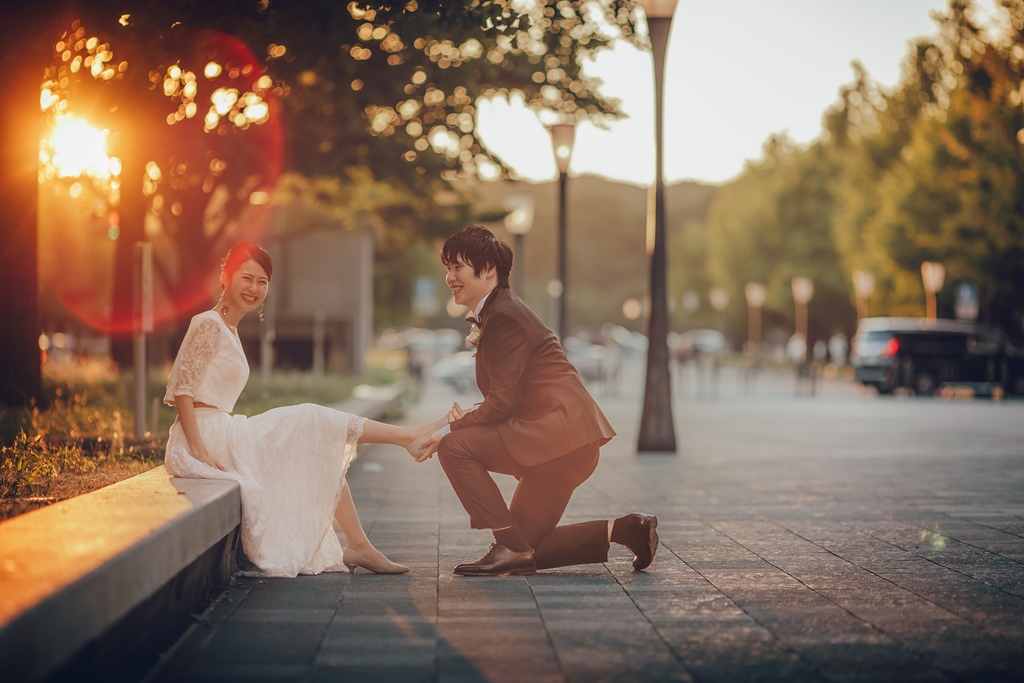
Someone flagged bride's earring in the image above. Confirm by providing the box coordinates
[258,306,266,322]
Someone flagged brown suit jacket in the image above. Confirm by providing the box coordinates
[450,287,615,466]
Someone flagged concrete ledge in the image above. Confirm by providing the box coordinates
[0,381,406,681]
[0,467,240,682]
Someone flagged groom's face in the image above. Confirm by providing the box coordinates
[445,254,495,311]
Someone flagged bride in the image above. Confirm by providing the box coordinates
[163,242,440,578]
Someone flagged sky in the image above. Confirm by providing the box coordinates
[476,0,987,186]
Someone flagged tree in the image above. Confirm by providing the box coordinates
[0,5,69,405]
[705,0,1024,344]
[829,0,1024,334]
[3,0,643,404]
[706,134,851,344]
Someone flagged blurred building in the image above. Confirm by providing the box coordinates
[239,226,372,375]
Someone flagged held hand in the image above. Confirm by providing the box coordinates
[408,430,443,463]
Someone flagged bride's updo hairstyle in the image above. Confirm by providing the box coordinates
[221,242,273,286]
[441,225,513,289]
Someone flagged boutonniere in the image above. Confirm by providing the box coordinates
[466,322,482,349]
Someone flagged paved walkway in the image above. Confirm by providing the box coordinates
[145,360,1024,683]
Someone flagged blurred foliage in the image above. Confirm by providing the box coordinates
[36,0,644,338]
[233,366,400,415]
[0,358,157,512]
[703,0,1024,343]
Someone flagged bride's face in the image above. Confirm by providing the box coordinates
[223,259,270,314]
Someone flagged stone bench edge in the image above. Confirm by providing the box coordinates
[0,381,406,682]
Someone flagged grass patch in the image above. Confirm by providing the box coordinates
[0,359,400,521]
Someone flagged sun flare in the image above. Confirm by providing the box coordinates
[44,115,114,179]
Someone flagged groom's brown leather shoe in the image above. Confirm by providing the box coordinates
[453,544,537,576]
[620,513,659,571]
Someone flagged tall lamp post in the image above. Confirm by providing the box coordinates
[743,282,766,393]
[709,286,729,330]
[852,269,875,321]
[921,261,945,321]
[744,283,766,359]
[548,123,575,341]
[637,0,679,452]
[503,193,535,295]
[791,277,815,363]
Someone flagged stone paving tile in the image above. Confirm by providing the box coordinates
[310,663,435,683]
[177,663,309,683]
[193,622,328,665]
[437,659,563,683]
[657,624,820,682]
[228,608,336,625]
[145,368,1024,683]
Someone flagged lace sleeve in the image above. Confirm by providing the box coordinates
[164,318,221,405]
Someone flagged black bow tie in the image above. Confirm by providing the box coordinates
[467,316,481,327]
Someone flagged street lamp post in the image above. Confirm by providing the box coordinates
[791,277,815,363]
[744,282,766,355]
[503,193,535,295]
[743,282,765,394]
[637,0,679,453]
[709,286,729,329]
[852,269,875,321]
[548,123,575,342]
[921,261,945,320]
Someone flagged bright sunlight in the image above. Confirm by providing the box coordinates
[43,115,116,179]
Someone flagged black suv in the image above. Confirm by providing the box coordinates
[850,317,1024,396]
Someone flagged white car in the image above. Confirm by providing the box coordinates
[431,351,478,393]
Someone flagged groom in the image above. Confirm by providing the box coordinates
[414,225,659,576]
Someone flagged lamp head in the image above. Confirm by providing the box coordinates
[921,261,945,292]
[639,0,679,18]
[548,123,576,174]
[745,282,766,308]
[502,194,535,236]
[791,277,815,305]
[852,269,875,298]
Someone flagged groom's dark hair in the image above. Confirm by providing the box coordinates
[441,226,513,289]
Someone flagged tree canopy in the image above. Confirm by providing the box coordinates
[37,0,645,334]
[2,0,647,402]
[703,0,1024,344]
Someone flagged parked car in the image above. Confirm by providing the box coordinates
[431,351,478,394]
[563,337,607,383]
[850,317,1024,396]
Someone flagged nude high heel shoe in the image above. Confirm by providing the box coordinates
[343,547,409,574]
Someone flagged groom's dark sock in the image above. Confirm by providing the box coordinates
[494,525,532,552]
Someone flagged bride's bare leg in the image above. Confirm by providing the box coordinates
[334,482,408,573]
[358,416,448,447]
[335,415,447,572]
[334,481,373,551]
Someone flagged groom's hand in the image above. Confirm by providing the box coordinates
[447,401,480,423]
[446,402,466,422]
[409,429,443,462]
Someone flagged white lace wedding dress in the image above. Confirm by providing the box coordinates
[163,310,365,577]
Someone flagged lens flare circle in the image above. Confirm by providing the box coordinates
[40,28,284,335]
